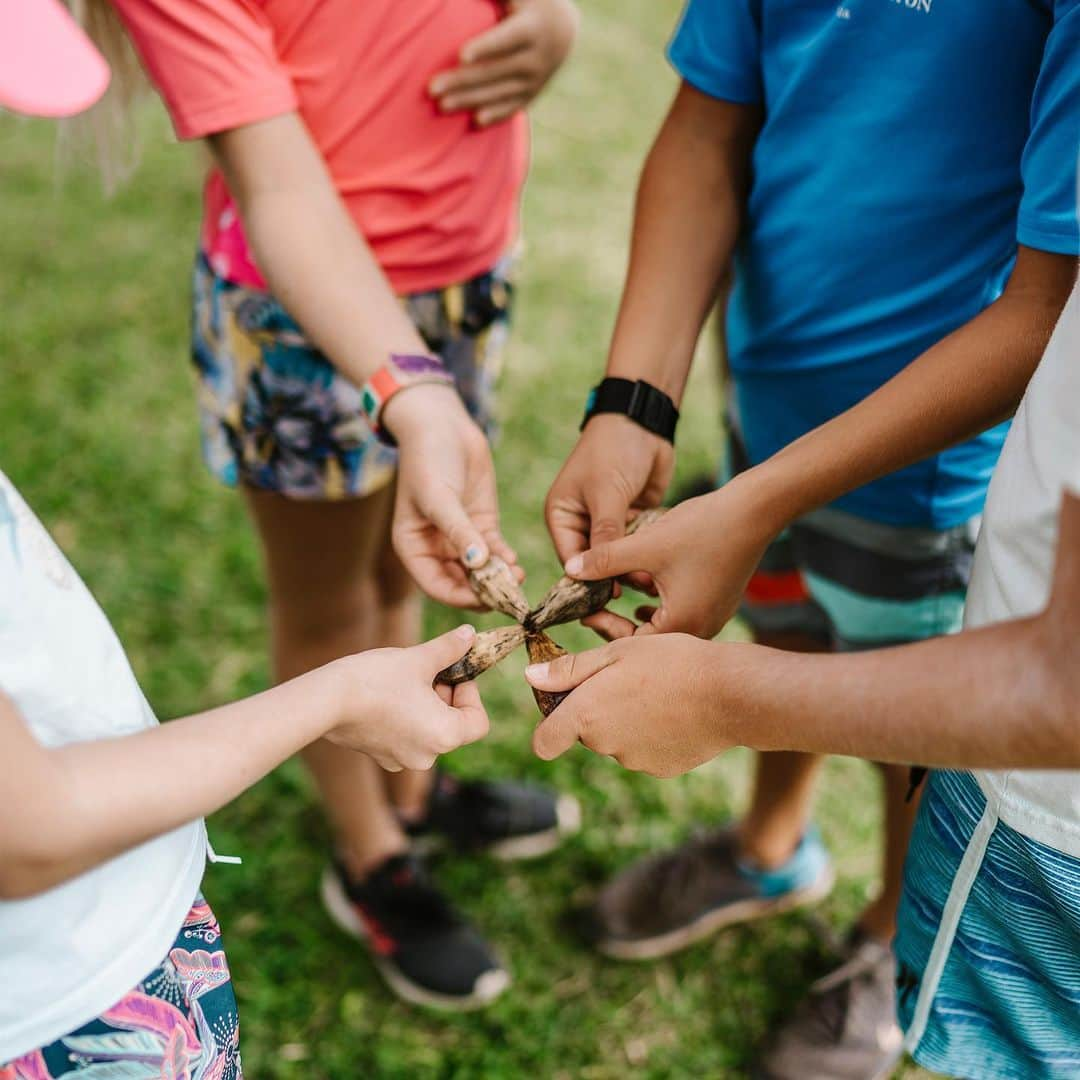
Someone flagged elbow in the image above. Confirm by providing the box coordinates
[0,861,60,901]
[1057,666,1080,768]
[0,838,76,900]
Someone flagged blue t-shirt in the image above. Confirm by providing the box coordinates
[670,0,1080,527]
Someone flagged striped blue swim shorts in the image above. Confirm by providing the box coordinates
[897,770,1080,1079]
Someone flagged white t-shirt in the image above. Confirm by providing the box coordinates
[0,472,206,1062]
[965,274,1080,856]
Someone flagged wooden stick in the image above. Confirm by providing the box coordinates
[526,507,666,631]
[467,555,531,623]
[435,625,528,686]
[525,632,569,717]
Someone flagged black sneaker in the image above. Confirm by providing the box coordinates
[404,771,581,860]
[320,853,510,1011]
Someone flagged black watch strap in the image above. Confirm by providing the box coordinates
[581,378,679,443]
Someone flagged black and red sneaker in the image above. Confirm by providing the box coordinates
[320,853,510,1011]
[403,771,581,861]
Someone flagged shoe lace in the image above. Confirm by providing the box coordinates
[369,857,463,931]
[431,778,519,842]
[802,941,887,1044]
[653,841,722,911]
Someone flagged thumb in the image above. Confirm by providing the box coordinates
[449,680,491,746]
[532,705,580,761]
[563,531,648,583]
[413,624,478,676]
[421,487,490,570]
[525,643,615,692]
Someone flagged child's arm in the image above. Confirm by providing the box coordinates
[561,247,1077,641]
[430,0,578,127]
[528,494,1080,776]
[545,84,761,566]
[0,627,484,899]
[207,114,518,607]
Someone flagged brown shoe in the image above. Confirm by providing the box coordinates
[574,826,834,960]
[753,930,904,1080]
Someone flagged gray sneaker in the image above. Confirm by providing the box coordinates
[753,931,904,1080]
[574,826,835,960]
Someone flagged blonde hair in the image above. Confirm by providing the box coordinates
[62,0,148,190]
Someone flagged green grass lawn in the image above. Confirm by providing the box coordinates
[0,3,934,1076]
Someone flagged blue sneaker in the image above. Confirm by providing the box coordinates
[577,826,835,960]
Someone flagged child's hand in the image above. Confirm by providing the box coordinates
[526,634,741,778]
[326,626,490,772]
[545,415,673,637]
[429,0,579,127]
[559,478,780,641]
[384,383,521,608]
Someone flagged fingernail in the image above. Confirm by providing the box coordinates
[455,624,477,642]
[464,545,484,568]
[525,663,549,682]
[430,77,446,94]
[564,555,583,577]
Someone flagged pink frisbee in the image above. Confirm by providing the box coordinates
[0,0,110,117]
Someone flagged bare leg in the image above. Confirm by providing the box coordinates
[245,484,427,880]
[376,538,437,822]
[860,762,921,941]
[738,629,919,940]
[737,630,830,869]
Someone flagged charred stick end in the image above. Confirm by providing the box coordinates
[435,624,527,686]
[525,509,665,632]
[531,685,570,718]
[467,555,530,623]
[525,577,614,633]
[525,631,570,717]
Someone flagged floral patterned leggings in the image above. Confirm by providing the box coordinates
[1,896,241,1079]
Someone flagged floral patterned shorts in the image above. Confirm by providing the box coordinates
[1,895,241,1079]
[190,253,514,500]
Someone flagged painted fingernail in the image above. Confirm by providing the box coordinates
[525,663,549,681]
[564,555,583,576]
[464,545,484,568]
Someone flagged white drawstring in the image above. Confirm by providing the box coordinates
[206,837,242,866]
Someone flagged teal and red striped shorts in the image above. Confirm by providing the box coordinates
[726,422,977,650]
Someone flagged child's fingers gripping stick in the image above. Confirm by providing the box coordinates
[562,507,665,581]
[524,632,570,717]
[527,643,619,759]
[414,624,479,677]
[525,642,616,694]
[447,680,491,747]
[435,624,528,686]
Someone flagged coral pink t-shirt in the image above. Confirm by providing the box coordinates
[111,0,528,295]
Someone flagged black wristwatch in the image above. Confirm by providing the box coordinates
[580,377,679,443]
